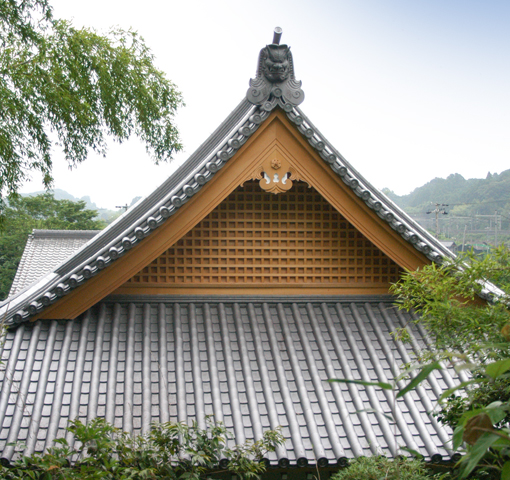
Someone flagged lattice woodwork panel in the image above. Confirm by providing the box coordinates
[126,182,401,287]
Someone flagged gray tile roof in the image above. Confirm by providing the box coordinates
[10,230,99,297]
[0,297,458,465]
[0,98,456,325]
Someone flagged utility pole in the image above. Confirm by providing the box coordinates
[475,214,500,245]
[495,210,498,247]
[426,203,448,238]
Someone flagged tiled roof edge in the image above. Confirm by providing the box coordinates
[282,105,506,301]
[32,230,101,239]
[8,234,34,297]
[285,105,456,264]
[0,100,265,324]
[54,99,256,276]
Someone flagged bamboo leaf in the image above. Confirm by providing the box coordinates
[396,361,442,398]
[329,379,393,390]
[459,432,500,479]
[438,379,479,402]
[452,424,464,451]
[400,446,424,459]
[501,460,510,480]
[485,359,510,379]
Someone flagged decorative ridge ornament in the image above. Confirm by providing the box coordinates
[246,27,305,111]
[244,149,308,194]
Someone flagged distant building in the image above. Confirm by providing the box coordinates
[440,240,458,253]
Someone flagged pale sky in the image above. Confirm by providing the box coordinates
[21,0,510,209]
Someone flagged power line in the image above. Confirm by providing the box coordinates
[433,198,510,207]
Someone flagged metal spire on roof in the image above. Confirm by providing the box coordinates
[273,26,282,44]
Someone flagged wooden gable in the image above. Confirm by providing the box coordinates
[36,109,429,320]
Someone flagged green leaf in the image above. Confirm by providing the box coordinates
[396,361,442,398]
[491,433,510,446]
[485,402,507,425]
[452,424,464,451]
[399,446,424,459]
[501,460,510,480]
[329,379,393,390]
[459,432,500,479]
[485,359,510,379]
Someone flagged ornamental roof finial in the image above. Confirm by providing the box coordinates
[246,27,304,111]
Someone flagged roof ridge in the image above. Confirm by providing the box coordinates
[32,230,100,238]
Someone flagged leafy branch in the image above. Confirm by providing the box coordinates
[0,0,184,208]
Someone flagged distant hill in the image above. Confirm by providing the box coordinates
[384,170,510,215]
[22,172,510,244]
[384,169,510,244]
[23,188,100,211]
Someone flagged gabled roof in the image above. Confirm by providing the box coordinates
[0,109,452,325]
[0,31,454,325]
[9,230,99,297]
[0,31,462,467]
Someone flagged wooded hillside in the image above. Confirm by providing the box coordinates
[384,169,510,247]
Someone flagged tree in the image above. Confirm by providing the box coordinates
[391,247,510,361]
[0,0,183,210]
[391,247,510,478]
[0,193,106,300]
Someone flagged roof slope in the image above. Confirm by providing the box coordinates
[9,230,99,296]
[0,296,458,464]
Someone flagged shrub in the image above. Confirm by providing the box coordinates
[0,417,284,479]
[330,455,445,480]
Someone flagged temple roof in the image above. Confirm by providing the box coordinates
[0,30,465,468]
[9,230,99,297]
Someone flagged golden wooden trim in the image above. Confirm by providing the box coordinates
[113,286,392,295]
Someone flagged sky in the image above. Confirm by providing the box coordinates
[21,0,510,210]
